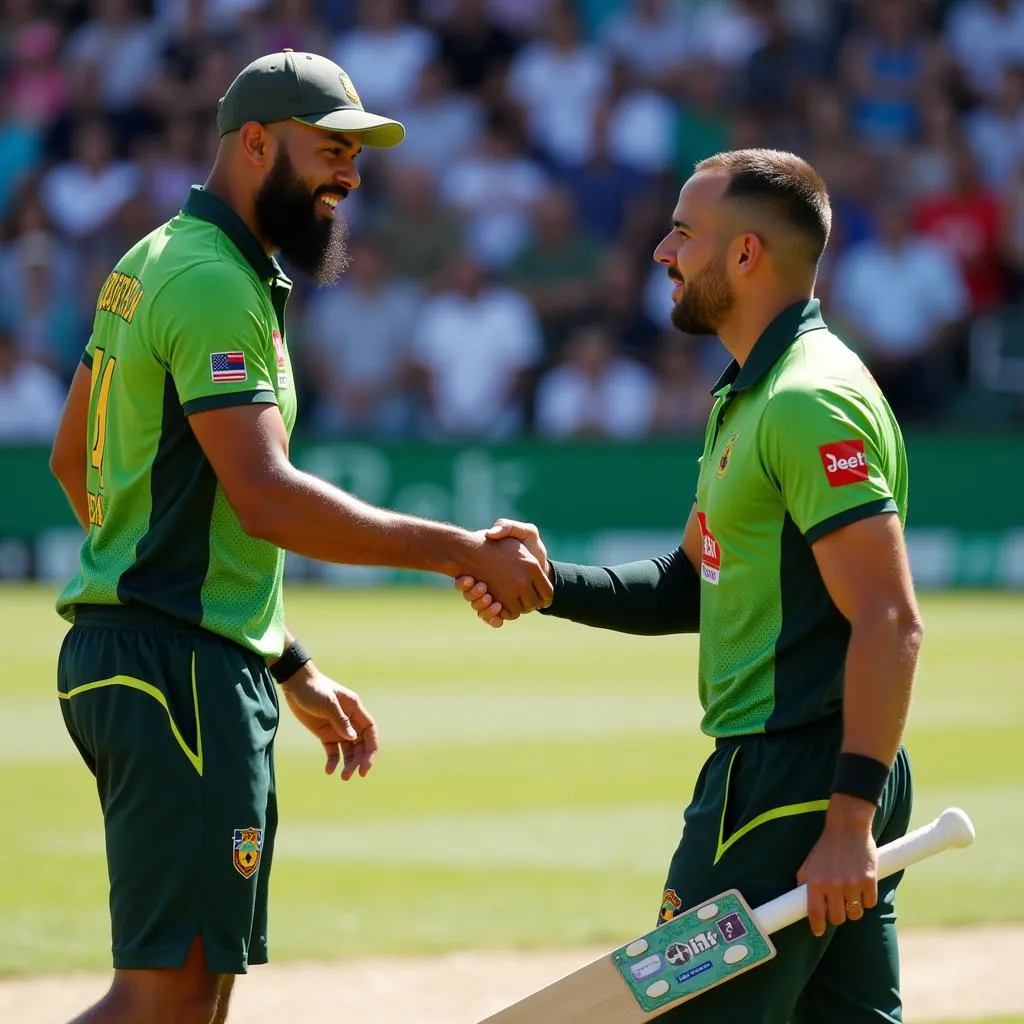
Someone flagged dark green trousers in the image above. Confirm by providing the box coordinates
[658,718,913,1023]
[58,604,279,974]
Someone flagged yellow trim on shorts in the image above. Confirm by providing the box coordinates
[57,654,204,776]
[714,746,829,865]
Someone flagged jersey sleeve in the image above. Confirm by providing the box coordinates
[82,334,97,370]
[758,385,898,544]
[152,262,277,417]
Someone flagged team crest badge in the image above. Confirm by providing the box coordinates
[339,71,360,105]
[232,827,263,879]
[717,433,738,477]
[660,888,682,924]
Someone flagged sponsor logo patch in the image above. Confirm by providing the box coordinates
[272,330,287,368]
[665,942,692,966]
[818,439,868,487]
[696,512,721,585]
[630,953,664,981]
[675,961,713,984]
[232,827,263,879]
[210,351,248,383]
[716,912,748,943]
[660,888,682,924]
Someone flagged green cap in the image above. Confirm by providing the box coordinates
[217,50,405,148]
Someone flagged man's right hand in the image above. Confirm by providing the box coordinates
[456,519,552,627]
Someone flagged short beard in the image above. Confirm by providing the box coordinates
[254,147,351,287]
[670,247,735,336]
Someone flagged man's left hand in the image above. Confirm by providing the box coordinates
[797,795,878,936]
[280,665,379,781]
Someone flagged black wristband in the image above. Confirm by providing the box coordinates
[831,752,890,806]
[270,640,312,684]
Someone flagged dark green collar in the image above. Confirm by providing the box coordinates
[712,299,826,395]
[182,186,288,285]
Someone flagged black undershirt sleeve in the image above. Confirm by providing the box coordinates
[540,546,701,635]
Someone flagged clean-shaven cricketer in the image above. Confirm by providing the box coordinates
[48,51,551,1024]
[459,149,924,1022]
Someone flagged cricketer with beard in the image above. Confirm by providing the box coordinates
[458,149,924,1023]
[47,51,552,1024]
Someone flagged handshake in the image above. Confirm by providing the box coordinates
[454,519,550,628]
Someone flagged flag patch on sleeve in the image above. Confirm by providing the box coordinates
[210,351,248,383]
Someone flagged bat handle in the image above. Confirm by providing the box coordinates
[753,807,975,935]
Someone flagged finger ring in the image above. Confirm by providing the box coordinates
[845,899,861,908]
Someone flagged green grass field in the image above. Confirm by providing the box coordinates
[1,584,1021,982]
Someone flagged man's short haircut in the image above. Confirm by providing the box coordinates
[694,149,832,267]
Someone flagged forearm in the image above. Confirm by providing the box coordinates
[56,467,90,530]
[246,466,469,576]
[542,546,700,635]
[840,612,922,768]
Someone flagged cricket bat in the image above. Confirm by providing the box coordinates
[478,807,975,1024]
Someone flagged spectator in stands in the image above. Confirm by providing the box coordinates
[6,17,65,127]
[965,62,1024,189]
[559,105,649,245]
[138,113,204,221]
[0,228,81,377]
[39,115,141,241]
[913,141,1008,313]
[65,0,160,114]
[392,59,483,176]
[839,0,940,151]
[440,113,550,269]
[649,331,719,436]
[505,186,603,353]
[580,248,661,362]
[411,251,542,437]
[598,0,689,89]
[302,236,419,438]
[433,0,520,94]
[796,85,855,197]
[249,0,333,55]
[331,0,436,110]
[0,325,66,444]
[506,0,610,168]
[1000,161,1024,296]
[603,56,676,177]
[741,0,821,142]
[371,162,465,284]
[900,94,961,199]
[688,0,766,71]
[672,59,733,181]
[0,71,42,222]
[831,196,970,420]
[944,0,1024,102]
[535,320,655,440]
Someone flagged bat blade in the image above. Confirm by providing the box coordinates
[476,953,659,1024]
[477,808,975,1024]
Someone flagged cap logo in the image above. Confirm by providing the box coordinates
[339,71,360,105]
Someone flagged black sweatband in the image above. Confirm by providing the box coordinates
[270,640,312,683]
[831,752,890,806]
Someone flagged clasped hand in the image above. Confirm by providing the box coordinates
[455,519,551,627]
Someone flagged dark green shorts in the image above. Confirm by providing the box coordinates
[658,717,913,1024]
[58,604,279,974]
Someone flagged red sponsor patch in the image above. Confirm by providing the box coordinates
[272,330,286,369]
[818,439,869,487]
[696,512,721,584]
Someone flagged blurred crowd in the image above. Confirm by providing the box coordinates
[3,0,1024,445]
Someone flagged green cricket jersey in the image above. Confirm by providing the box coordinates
[57,187,297,657]
[695,299,908,738]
